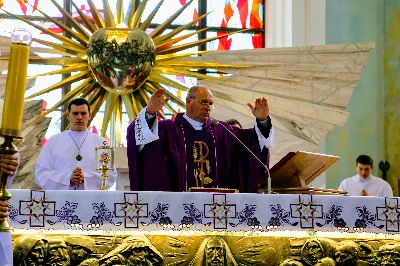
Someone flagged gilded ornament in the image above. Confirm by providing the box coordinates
[13,235,47,266]
[2,0,244,137]
[335,241,360,266]
[87,28,156,95]
[379,244,400,266]
[12,234,400,265]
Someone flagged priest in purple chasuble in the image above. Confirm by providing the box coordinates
[127,86,275,193]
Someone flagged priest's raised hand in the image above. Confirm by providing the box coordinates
[247,97,269,121]
[146,88,170,115]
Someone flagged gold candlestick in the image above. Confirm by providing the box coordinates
[0,28,32,232]
[95,141,115,190]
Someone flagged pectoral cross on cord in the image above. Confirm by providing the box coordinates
[69,132,89,161]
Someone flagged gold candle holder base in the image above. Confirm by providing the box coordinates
[0,135,18,232]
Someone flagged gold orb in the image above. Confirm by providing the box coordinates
[87,28,156,95]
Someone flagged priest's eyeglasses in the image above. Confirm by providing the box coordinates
[189,96,215,109]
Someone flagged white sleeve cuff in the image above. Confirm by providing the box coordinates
[254,120,275,151]
[135,107,159,145]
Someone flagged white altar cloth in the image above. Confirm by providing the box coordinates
[6,189,400,234]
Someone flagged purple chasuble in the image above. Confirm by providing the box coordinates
[127,113,271,193]
[183,125,217,189]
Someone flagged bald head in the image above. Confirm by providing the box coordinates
[186,85,214,123]
[187,85,213,98]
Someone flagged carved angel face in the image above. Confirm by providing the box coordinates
[127,247,151,266]
[47,240,70,266]
[335,247,357,266]
[205,238,225,266]
[303,241,324,265]
[25,240,46,266]
[69,245,91,265]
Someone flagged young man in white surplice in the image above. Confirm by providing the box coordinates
[35,98,117,190]
[338,155,393,197]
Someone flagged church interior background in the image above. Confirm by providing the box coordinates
[1,0,400,265]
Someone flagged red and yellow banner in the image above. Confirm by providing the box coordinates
[16,0,28,14]
[0,0,39,14]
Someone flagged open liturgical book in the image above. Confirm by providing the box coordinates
[261,151,348,195]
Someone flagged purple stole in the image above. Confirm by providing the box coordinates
[182,126,217,189]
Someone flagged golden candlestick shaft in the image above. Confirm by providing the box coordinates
[0,29,32,232]
[1,45,29,136]
[0,137,17,232]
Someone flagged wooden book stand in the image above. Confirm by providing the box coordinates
[260,151,348,196]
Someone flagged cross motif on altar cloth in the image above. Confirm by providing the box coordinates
[114,193,148,228]
[376,198,400,232]
[290,195,323,229]
[19,190,56,227]
[204,194,237,229]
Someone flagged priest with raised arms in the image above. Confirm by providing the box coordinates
[35,98,117,190]
[127,86,275,193]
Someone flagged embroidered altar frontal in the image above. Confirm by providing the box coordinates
[8,189,400,232]
[10,190,400,265]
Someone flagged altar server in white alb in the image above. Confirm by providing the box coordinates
[338,155,393,197]
[35,98,117,190]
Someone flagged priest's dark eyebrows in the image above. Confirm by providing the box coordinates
[71,111,88,116]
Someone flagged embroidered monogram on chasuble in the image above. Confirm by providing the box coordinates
[183,127,217,188]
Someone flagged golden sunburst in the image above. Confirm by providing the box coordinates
[0,0,248,141]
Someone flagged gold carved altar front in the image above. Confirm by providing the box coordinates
[9,189,398,265]
[12,232,400,265]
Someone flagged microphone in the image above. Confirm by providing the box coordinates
[211,119,272,194]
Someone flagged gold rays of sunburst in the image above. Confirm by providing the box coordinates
[0,0,248,141]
